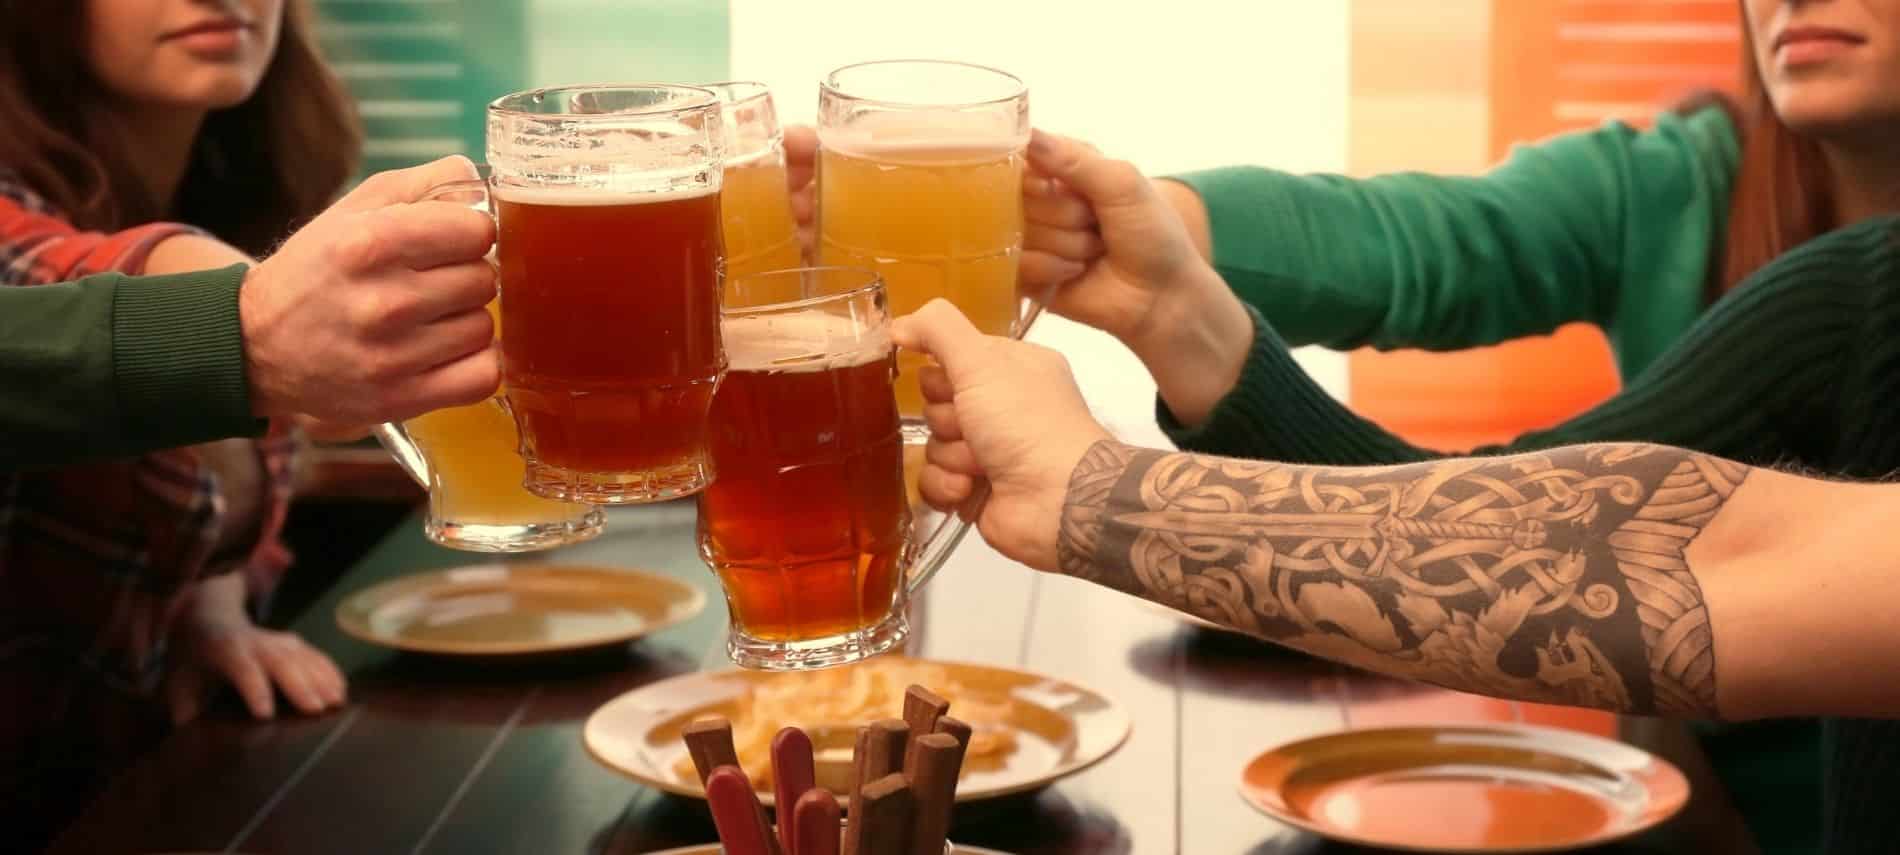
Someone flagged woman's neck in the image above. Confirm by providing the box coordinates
[99,102,206,215]
[1824,137,1900,226]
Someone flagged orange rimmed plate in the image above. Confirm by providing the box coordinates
[335,563,706,656]
[1239,724,1690,853]
[583,656,1130,806]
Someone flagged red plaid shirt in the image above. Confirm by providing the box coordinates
[0,173,298,837]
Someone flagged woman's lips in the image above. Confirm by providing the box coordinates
[1774,26,1866,68]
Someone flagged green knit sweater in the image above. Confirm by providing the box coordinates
[0,264,261,469]
[1171,106,1738,381]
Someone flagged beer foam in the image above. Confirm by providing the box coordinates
[723,147,783,170]
[722,310,891,373]
[491,183,717,206]
[819,111,1026,161]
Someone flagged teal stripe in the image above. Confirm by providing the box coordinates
[525,0,731,87]
[312,0,732,177]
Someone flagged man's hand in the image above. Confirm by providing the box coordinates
[892,299,1112,571]
[240,156,500,427]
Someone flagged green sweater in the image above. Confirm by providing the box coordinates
[1172,106,1739,381]
[0,264,261,469]
[1163,218,1900,475]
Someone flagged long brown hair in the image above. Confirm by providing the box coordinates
[1711,2,1838,299]
[0,0,362,256]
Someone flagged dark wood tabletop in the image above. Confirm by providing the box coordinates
[50,501,1737,855]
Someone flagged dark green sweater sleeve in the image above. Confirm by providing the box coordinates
[1160,216,1900,472]
[1168,108,1736,354]
[1,264,264,469]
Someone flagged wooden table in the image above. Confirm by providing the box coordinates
[51,502,1727,854]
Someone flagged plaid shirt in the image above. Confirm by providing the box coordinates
[0,173,298,841]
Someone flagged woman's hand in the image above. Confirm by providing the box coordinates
[165,572,347,725]
[1021,131,1254,426]
[1019,131,1211,344]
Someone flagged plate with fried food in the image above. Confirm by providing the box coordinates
[582,656,1130,805]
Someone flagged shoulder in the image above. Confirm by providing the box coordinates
[1780,216,1900,276]
[1731,216,1900,311]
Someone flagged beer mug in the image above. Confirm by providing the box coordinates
[697,267,970,670]
[815,60,1037,428]
[373,181,606,552]
[705,82,803,291]
[487,83,728,504]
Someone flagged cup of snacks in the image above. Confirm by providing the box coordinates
[685,686,967,855]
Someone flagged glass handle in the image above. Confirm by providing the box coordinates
[1014,288,1051,340]
[373,421,431,488]
[904,483,989,595]
[371,173,497,486]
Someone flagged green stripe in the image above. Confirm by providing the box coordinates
[314,0,732,178]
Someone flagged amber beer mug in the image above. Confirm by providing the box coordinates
[697,267,965,670]
[488,84,727,504]
[816,60,1035,425]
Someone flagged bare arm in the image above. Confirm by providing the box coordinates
[145,231,252,274]
[1055,440,1896,720]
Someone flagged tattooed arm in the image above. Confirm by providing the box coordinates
[896,300,1900,721]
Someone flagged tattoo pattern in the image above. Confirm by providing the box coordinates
[1059,442,1743,716]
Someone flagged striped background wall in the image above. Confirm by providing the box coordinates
[1347,0,1743,450]
[313,0,732,176]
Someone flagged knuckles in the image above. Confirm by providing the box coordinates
[330,216,390,273]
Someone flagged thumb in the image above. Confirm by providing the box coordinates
[891,300,992,386]
[332,155,483,213]
[1025,130,1150,211]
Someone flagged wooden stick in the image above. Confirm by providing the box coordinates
[854,773,914,855]
[904,734,964,855]
[706,766,773,855]
[772,727,817,855]
[932,717,972,757]
[901,687,949,776]
[844,720,908,855]
[793,787,841,855]
[683,719,740,787]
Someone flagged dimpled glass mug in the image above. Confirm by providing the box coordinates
[696,267,971,670]
[485,83,728,505]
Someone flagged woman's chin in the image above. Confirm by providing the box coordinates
[1773,87,1900,141]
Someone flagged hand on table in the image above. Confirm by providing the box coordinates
[166,572,347,725]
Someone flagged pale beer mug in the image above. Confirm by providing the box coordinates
[470,84,731,504]
[696,267,970,670]
[815,60,1036,428]
[374,182,605,552]
[705,82,803,295]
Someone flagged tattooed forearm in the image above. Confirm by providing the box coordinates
[1057,441,1748,717]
